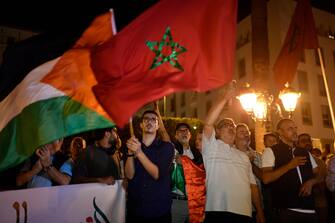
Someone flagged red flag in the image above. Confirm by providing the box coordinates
[273,0,319,88]
[91,0,237,127]
[181,156,206,223]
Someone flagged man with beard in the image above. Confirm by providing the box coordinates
[72,127,120,184]
[262,119,320,223]
[202,82,263,223]
[174,123,203,165]
[125,110,174,223]
[171,123,203,223]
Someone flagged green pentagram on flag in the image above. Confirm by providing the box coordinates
[146,26,187,71]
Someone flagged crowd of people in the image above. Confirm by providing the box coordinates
[3,83,335,223]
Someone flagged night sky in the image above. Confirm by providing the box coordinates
[0,0,334,34]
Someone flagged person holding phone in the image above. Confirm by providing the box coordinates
[262,119,321,223]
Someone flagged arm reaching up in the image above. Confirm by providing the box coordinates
[203,81,236,139]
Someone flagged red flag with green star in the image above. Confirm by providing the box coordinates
[91,0,238,127]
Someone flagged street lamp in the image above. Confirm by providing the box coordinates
[279,82,301,117]
[237,82,301,121]
[236,83,258,114]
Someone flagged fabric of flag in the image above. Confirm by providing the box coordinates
[0,11,115,171]
[171,163,186,196]
[181,156,206,223]
[273,0,319,88]
[91,0,238,127]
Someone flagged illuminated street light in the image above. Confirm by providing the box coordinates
[237,82,301,121]
[279,82,301,117]
[236,83,258,114]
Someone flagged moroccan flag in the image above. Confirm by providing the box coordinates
[181,156,206,223]
[273,0,319,88]
[0,11,115,171]
[91,0,238,127]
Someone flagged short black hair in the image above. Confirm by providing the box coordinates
[176,122,191,131]
[141,110,158,120]
[94,127,114,141]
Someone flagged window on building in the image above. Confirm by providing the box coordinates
[206,101,212,113]
[181,93,186,106]
[299,50,305,63]
[301,102,313,125]
[238,58,246,79]
[318,75,326,96]
[314,48,325,67]
[321,105,333,128]
[297,70,309,92]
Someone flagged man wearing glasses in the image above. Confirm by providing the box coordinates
[202,82,264,223]
[125,110,174,223]
[174,123,203,165]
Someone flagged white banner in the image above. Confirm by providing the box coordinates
[0,181,126,223]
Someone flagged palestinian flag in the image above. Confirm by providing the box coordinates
[0,10,116,171]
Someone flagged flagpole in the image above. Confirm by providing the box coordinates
[129,117,134,137]
[163,96,167,116]
[317,48,335,135]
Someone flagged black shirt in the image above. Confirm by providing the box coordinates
[73,145,119,180]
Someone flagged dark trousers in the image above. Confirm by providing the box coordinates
[204,211,252,223]
[272,209,318,223]
[126,211,171,223]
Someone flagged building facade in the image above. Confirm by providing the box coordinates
[162,0,335,152]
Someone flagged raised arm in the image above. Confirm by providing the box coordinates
[154,101,171,142]
[16,160,42,186]
[203,81,236,139]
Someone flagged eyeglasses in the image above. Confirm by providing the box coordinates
[143,117,158,123]
[217,122,236,129]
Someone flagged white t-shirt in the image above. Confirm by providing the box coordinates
[262,146,318,213]
[202,131,256,217]
[262,147,318,180]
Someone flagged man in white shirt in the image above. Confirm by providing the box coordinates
[202,82,265,223]
[262,119,320,223]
